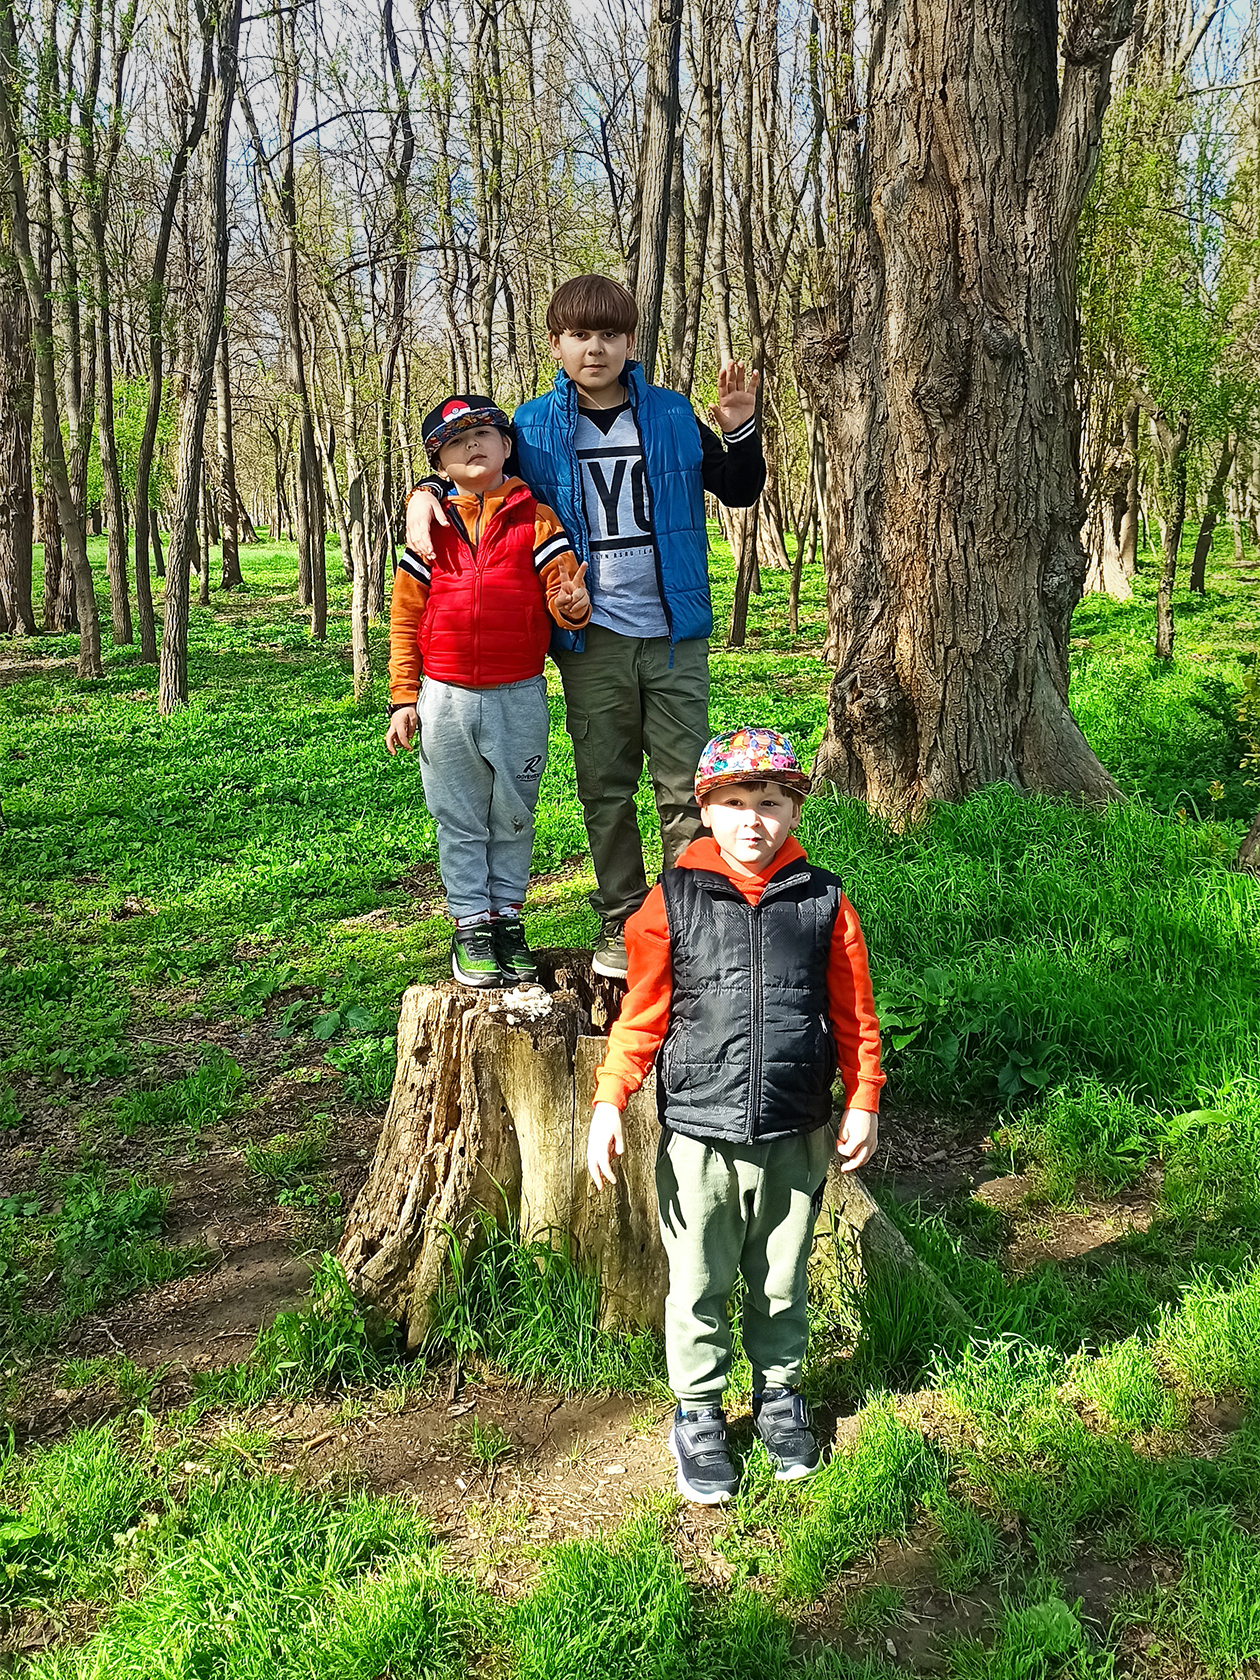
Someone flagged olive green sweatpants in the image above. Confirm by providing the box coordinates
[552,626,711,922]
[654,1122,838,1408]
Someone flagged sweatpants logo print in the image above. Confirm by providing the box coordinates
[520,754,544,779]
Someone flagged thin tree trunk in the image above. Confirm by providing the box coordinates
[150,508,164,579]
[1118,397,1140,580]
[0,220,35,635]
[157,0,241,713]
[215,327,241,587]
[1151,406,1190,660]
[628,0,683,381]
[131,15,213,665]
[1189,434,1233,594]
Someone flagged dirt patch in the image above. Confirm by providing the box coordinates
[799,1537,1167,1672]
[975,1170,1160,1271]
[872,1105,995,1206]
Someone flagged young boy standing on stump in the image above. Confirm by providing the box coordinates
[585,728,884,1504]
[386,396,590,989]
[405,275,765,979]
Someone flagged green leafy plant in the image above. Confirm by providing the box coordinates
[114,1048,244,1136]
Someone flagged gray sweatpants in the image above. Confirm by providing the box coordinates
[655,1123,838,1407]
[417,674,550,921]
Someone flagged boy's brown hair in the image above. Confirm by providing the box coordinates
[546,274,638,337]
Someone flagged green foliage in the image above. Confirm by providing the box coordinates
[114,1047,244,1135]
[242,1118,328,1184]
[425,1214,667,1394]
[510,1510,792,1680]
[775,1401,946,1600]
[23,1472,481,1680]
[0,1170,205,1351]
[1155,1260,1260,1397]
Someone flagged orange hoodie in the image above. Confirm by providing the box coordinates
[593,834,884,1115]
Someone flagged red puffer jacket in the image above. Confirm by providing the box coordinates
[388,477,585,695]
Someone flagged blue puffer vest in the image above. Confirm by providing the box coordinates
[513,362,711,652]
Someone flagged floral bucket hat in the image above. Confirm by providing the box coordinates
[694,727,812,800]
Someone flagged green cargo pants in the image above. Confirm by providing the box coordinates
[553,626,710,922]
[655,1122,839,1408]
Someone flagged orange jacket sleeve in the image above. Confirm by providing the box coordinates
[829,895,884,1111]
[592,884,671,1110]
[534,503,591,630]
[388,550,430,705]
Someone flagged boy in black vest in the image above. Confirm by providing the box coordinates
[586,728,883,1503]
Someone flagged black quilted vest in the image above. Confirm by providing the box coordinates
[657,861,844,1145]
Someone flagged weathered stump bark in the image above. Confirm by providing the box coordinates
[338,955,966,1351]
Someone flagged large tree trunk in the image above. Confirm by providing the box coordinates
[0,224,35,636]
[338,958,965,1351]
[794,0,1133,822]
[0,0,102,676]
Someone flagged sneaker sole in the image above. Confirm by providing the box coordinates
[773,1458,822,1482]
[668,1426,736,1505]
[591,954,628,980]
[450,952,503,989]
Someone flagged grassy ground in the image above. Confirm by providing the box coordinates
[1,527,1258,1676]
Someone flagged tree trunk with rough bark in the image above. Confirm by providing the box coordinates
[216,328,242,588]
[0,225,35,636]
[1238,809,1260,875]
[627,0,683,382]
[338,958,965,1350]
[794,0,1134,821]
[157,0,241,713]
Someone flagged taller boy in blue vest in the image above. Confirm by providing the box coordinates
[405,274,765,977]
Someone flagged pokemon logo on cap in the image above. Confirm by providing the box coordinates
[420,394,513,465]
[694,727,812,800]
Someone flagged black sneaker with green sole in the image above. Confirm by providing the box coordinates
[451,925,502,989]
[592,918,628,980]
[492,917,538,982]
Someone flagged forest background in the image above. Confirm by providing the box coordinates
[2,0,1260,1677]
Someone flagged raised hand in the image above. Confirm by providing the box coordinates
[709,359,760,434]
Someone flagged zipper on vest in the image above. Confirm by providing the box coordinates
[626,373,675,643]
[746,902,763,1143]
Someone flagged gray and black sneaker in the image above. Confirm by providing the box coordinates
[492,917,538,983]
[668,1406,740,1505]
[451,924,502,990]
[753,1387,821,1482]
[592,918,628,980]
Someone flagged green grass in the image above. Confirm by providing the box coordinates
[0,1169,207,1352]
[1,527,1259,1675]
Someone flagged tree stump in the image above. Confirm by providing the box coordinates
[337,953,967,1351]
